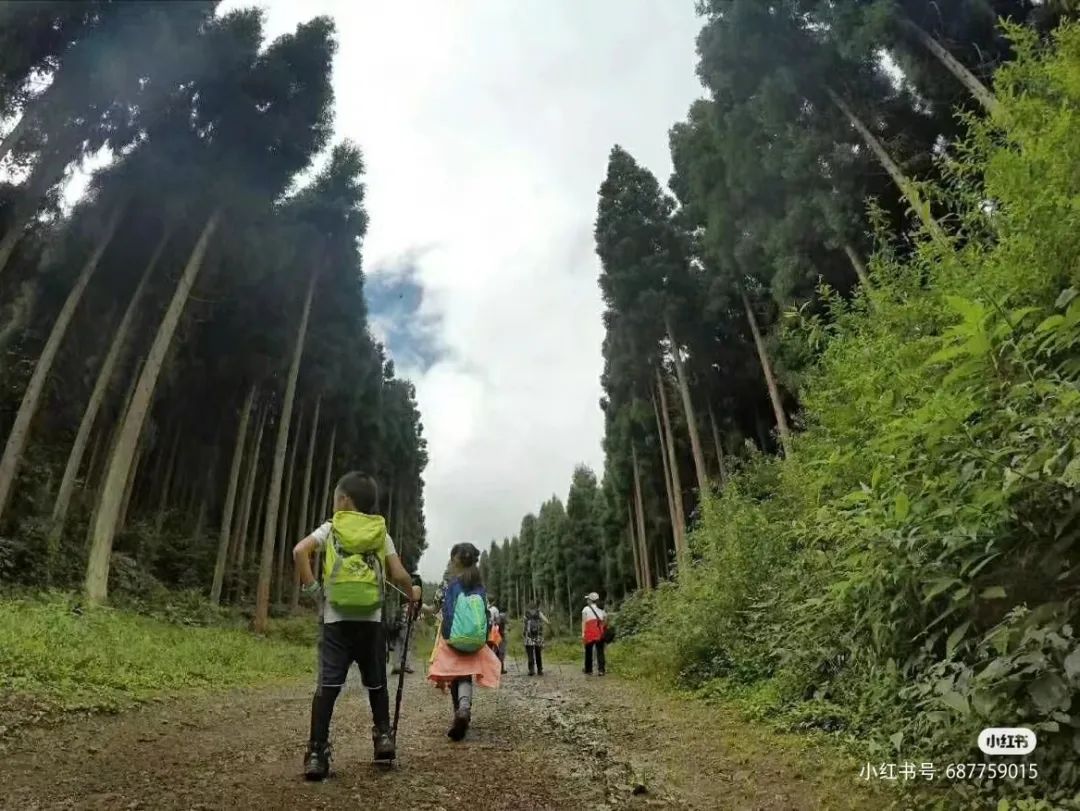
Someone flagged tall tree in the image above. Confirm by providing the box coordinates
[210,384,255,605]
[84,14,336,603]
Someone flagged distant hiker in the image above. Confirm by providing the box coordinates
[523,603,550,676]
[582,592,607,676]
[293,471,421,780]
[422,543,501,741]
[389,609,414,675]
[496,609,509,675]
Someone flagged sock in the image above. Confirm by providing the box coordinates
[368,686,390,734]
[309,685,341,745]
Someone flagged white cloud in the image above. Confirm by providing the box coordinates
[220,0,704,580]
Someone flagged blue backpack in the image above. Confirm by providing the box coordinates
[441,578,489,653]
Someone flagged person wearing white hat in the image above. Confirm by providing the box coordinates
[581,592,607,676]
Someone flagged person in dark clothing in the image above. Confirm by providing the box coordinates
[523,603,550,676]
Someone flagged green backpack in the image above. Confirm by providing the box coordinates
[441,579,489,652]
[322,511,387,613]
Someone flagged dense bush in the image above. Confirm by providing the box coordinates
[618,24,1080,806]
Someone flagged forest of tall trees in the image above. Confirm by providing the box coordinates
[493,0,1080,798]
[0,3,428,631]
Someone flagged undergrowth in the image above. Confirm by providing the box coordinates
[0,591,316,723]
[610,24,1080,811]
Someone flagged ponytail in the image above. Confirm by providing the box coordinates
[450,542,483,590]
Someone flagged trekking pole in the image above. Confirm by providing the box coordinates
[392,599,417,737]
[388,575,423,737]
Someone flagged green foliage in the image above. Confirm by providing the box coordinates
[618,25,1080,804]
[0,592,312,718]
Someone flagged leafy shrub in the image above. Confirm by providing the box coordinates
[619,23,1080,806]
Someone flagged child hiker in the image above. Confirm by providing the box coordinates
[293,471,421,780]
[422,543,501,740]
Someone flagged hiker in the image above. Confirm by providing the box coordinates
[293,471,422,780]
[581,592,607,676]
[486,599,502,655]
[422,543,501,741]
[389,608,414,675]
[496,609,509,675]
[523,603,550,676]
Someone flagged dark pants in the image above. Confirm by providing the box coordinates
[526,644,543,675]
[584,641,606,675]
[310,621,389,744]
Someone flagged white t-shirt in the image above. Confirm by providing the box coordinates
[312,521,397,624]
[582,604,606,640]
[582,605,607,624]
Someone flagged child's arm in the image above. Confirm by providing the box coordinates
[385,553,422,603]
[292,534,319,588]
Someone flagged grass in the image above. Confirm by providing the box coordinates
[0,591,317,718]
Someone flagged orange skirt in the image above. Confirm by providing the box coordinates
[427,634,502,689]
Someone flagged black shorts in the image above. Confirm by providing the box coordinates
[317,620,387,691]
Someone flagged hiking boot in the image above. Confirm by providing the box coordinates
[447,707,471,741]
[372,728,396,762]
[304,742,330,781]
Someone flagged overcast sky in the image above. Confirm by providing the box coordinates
[219,0,704,580]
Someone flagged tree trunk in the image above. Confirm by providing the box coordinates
[47,231,164,565]
[652,390,682,569]
[50,227,167,556]
[153,429,181,538]
[0,278,40,357]
[631,445,652,589]
[826,88,945,243]
[664,317,709,496]
[901,17,999,115]
[83,423,106,494]
[231,404,266,603]
[254,271,318,633]
[385,474,396,531]
[656,370,688,565]
[565,570,573,624]
[318,424,336,525]
[117,432,145,533]
[85,209,222,603]
[707,403,727,484]
[192,497,208,543]
[842,242,872,290]
[741,290,793,457]
[291,396,321,611]
[627,503,642,591]
[210,385,255,605]
[84,356,142,544]
[0,207,123,529]
[0,153,70,279]
[275,407,303,606]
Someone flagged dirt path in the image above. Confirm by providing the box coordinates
[0,648,881,810]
